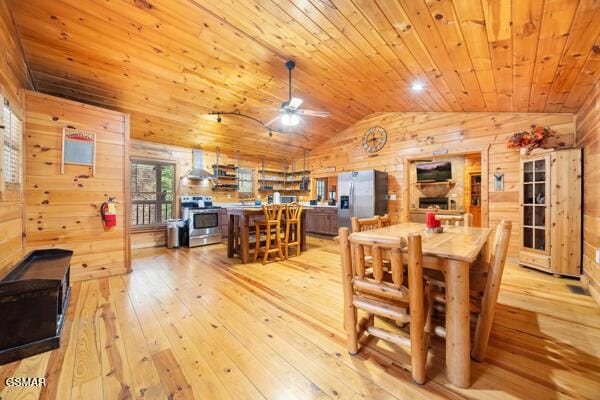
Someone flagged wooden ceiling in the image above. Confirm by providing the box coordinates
[8,0,600,158]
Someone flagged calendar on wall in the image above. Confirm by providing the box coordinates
[61,127,96,176]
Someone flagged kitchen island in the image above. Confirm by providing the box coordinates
[226,206,308,263]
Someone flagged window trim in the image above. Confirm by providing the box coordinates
[1,97,23,195]
[316,178,327,201]
[130,158,176,230]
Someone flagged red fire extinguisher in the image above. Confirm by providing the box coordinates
[101,197,117,229]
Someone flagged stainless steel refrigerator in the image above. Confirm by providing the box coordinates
[338,170,388,229]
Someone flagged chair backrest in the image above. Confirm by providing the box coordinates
[351,216,381,233]
[340,227,423,303]
[285,202,303,221]
[472,220,512,360]
[339,227,428,383]
[435,213,473,226]
[379,214,391,228]
[262,204,282,223]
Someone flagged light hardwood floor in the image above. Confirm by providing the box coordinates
[1,237,599,400]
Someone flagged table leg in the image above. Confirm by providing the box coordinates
[240,214,249,264]
[445,259,471,388]
[227,214,234,258]
[300,211,307,251]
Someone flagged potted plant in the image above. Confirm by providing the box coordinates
[507,126,553,155]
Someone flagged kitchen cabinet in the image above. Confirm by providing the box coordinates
[219,208,229,242]
[306,207,338,236]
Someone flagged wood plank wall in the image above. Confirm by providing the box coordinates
[24,91,130,281]
[577,82,600,304]
[307,112,576,258]
[0,3,30,276]
[129,140,302,248]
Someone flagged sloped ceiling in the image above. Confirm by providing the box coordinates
[8,0,600,159]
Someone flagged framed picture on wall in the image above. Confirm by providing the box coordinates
[61,127,96,176]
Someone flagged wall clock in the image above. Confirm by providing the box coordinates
[362,126,387,153]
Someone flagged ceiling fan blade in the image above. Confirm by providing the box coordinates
[248,107,283,112]
[264,115,281,127]
[296,109,331,117]
[288,97,303,110]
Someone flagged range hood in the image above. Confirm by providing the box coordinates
[185,149,214,180]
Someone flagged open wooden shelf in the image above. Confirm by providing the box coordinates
[212,164,237,170]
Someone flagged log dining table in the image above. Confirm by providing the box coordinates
[226,206,308,264]
[349,222,493,388]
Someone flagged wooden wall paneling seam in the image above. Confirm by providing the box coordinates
[423,0,489,110]
[453,0,500,111]
[11,4,344,155]
[544,0,600,111]
[350,0,451,111]
[24,90,128,281]
[0,2,29,277]
[198,0,399,114]
[30,3,376,122]
[308,112,575,257]
[576,81,599,304]
[312,0,437,111]
[562,34,600,112]
[6,0,600,160]
[482,0,514,111]
[272,0,422,111]
[528,0,580,111]
[124,114,131,272]
[373,0,464,111]
[394,0,479,110]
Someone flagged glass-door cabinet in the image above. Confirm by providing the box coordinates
[518,148,582,277]
[520,154,551,267]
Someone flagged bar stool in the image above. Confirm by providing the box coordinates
[283,202,303,259]
[253,204,283,264]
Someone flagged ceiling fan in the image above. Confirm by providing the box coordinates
[262,61,331,128]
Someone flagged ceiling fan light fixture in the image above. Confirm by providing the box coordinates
[281,113,300,126]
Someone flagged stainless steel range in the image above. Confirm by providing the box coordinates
[180,195,222,247]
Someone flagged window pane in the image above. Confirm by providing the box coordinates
[131,160,175,226]
[534,183,545,204]
[523,205,533,226]
[534,228,545,251]
[524,227,533,248]
[524,183,533,204]
[523,161,533,183]
[161,165,174,192]
[534,159,546,181]
[534,206,545,227]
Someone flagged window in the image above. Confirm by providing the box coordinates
[1,100,22,188]
[130,160,175,227]
[316,178,327,201]
[238,167,253,194]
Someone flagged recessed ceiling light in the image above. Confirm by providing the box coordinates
[411,82,424,92]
